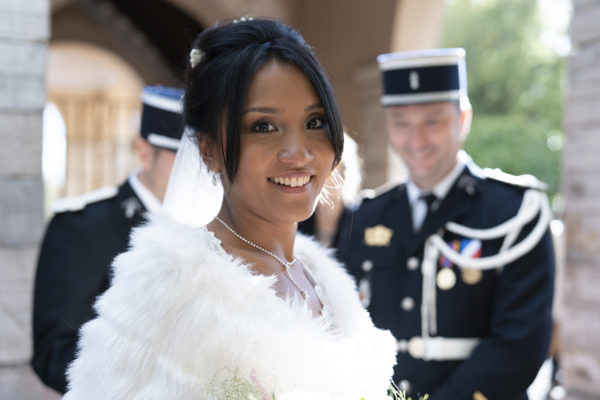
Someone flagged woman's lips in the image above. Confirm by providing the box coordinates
[268,175,312,187]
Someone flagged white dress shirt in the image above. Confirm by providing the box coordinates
[406,158,466,231]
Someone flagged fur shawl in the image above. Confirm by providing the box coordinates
[64,213,396,399]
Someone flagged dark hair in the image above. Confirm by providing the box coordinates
[183,18,343,182]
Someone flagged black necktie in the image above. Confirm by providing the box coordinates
[420,193,438,223]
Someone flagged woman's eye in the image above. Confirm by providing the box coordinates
[306,116,325,130]
[251,121,276,133]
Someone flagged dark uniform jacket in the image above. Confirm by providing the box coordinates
[336,165,555,400]
[31,181,146,393]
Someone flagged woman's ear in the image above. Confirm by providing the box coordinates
[198,133,220,172]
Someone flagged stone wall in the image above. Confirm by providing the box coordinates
[561,0,600,397]
[0,0,56,398]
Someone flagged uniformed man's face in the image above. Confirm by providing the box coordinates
[149,147,177,201]
[220,60,336,225]
[136,138,177,202]
[386,102,469,190]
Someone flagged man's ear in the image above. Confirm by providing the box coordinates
[198,133,220,172]
[459,107,473,141]
[135,138,153,170]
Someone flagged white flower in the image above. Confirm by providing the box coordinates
[190,48,204,68]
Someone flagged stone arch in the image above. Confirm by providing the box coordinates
[49,0,206,198]
[48,41,144,196]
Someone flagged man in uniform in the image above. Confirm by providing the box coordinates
[336,48,555,400]
[31,85,184,394]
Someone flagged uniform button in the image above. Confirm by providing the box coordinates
[396,339,408,353]
[398,379,411,394]
[407,257,419,271]
[401,297,415,311]
[361,260,374,272]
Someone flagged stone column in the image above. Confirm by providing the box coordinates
[561,0,600,398]
[0,0,55,398]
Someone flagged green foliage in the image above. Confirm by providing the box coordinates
[464,115,562,195]
[442,0,566,197]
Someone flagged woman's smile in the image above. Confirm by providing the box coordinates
[268,174,314,193]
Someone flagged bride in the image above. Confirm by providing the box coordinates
[64,18,396,399]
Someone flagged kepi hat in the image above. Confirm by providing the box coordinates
[140,85,184,151]
[377,48,467,106]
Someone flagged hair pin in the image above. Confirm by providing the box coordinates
[233,16,254,24]
[190,48,204,68]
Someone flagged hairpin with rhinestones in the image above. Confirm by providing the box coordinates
[189,48,204,68]
[233,16,254,24]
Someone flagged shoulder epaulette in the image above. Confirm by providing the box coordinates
[356,179,403,204]
[52,186,119,213]
[482,168,547,191]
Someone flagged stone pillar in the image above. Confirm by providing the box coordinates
[0,0,55,398]
[561,0,600,398]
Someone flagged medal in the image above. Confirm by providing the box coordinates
[461,268,483,285]
[436,268,456,290]
[358,278,371,308]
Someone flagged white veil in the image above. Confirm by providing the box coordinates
[162,129,223,227]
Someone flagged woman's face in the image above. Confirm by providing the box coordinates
[222,59,335,225]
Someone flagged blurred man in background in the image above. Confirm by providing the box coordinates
[336,48,555,400]
[31,86,184,394]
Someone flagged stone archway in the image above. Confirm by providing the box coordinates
[47,41,144,198]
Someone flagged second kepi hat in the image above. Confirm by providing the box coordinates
[140,85,185,151]
[377,48,467,106]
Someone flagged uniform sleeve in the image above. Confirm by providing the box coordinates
[31,214,110,393]
[432,226,555,399]
[333,207,355,260]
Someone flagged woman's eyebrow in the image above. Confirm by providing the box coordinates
[243,103,323,114]
[306,103,323,112]
[243,106,281,114]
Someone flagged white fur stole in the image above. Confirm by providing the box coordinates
[64,213,396,399]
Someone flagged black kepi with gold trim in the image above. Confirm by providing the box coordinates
[377,48,467,106]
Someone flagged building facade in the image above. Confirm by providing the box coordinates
[560,0,600,398]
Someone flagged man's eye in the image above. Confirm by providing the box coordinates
[426,119,440,126]
[307,117,325,129]
[251,121,276,133]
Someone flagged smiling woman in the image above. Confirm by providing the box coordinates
[63,18,397,400]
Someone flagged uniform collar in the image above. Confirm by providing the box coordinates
[128,170,162,213]
[406,154,466,208]
[403,159,481,254]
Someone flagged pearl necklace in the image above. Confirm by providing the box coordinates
[215,216,309,300]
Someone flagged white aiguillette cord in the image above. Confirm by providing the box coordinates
[215,216,310,300]
[421,188,551,341]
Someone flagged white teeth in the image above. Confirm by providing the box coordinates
[271,176,310,187]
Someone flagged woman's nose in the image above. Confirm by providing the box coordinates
[278,131,313,166]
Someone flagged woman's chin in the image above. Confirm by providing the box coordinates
[278,207,317,226]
